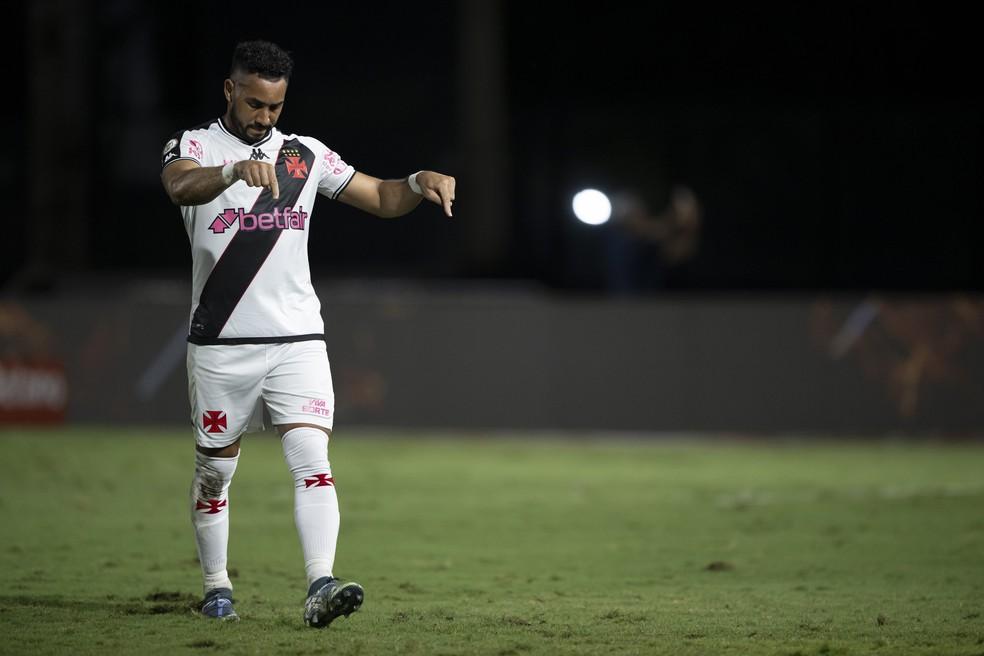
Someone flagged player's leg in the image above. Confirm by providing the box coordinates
[191,439,240,620]
[279,422,364,627]
[278,424,338,586]
[187,344,265,620]
[263,341,363,627]
[191,440,240,590]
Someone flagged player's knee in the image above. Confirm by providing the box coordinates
[191,450,239,514]
[281,426,331,479]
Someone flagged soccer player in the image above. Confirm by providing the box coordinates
[160,40,455,627]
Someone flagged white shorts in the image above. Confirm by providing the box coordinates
[187,340,335,448]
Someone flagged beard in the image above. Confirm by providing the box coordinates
[228,113,271,144]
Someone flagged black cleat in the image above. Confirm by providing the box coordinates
[200,587,239,621]
[303,576,364,628]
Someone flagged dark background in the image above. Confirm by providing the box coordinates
[4,1,982,293]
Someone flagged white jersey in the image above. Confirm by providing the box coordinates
[161,118,355,345]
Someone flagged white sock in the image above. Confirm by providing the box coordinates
[282,427,339,586]
[190,450,239,594]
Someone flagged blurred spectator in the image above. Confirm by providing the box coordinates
[0,303,55,359]
[812,296,984,419]
[0,303,67,424]
[604,185,702,293]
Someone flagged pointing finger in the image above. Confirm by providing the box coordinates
[257,165,277,199]
[442,191,453,218]
[270,165,280,200]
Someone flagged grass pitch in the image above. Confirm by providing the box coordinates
[0,428,982,655]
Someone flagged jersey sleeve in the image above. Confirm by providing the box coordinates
[161,130,208,171]
[311,139,356,200]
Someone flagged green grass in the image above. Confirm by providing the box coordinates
[0,428,982,655]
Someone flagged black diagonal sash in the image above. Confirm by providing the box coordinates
[189,139,316,342]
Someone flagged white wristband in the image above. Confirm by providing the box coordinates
[221,162,236,186]
[407,171,423,195]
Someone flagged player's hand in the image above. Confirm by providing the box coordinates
[233,160,280,200]
[416,171,456,217]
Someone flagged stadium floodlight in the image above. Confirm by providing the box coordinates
[572,189,611,225]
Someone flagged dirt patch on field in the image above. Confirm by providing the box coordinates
[705,561,735,571]
[139,590,199,615]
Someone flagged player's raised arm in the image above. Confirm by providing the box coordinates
[338,170,456,218]
[162,159,281,206]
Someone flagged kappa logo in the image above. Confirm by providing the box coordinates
[209,206,309,234]
[249,148,269,161]
[202,410,227,434]
[196,499,228,514]
[303,474,335,489]
[162,138,180,165]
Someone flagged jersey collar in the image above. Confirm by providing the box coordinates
[217,116,275,148]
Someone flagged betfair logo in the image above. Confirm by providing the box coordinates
[209,206,308,234]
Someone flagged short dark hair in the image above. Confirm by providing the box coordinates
[230,40,294,81]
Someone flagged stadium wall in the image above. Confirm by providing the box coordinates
[5,287,983,433]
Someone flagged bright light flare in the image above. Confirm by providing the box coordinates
[572,189,611,225]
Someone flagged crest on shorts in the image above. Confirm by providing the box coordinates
[202,410,227,433]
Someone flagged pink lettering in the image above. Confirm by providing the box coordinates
[302,405,331,416]
[323,149,348,175]
[240,212,257,231]
[209,206,310,234]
